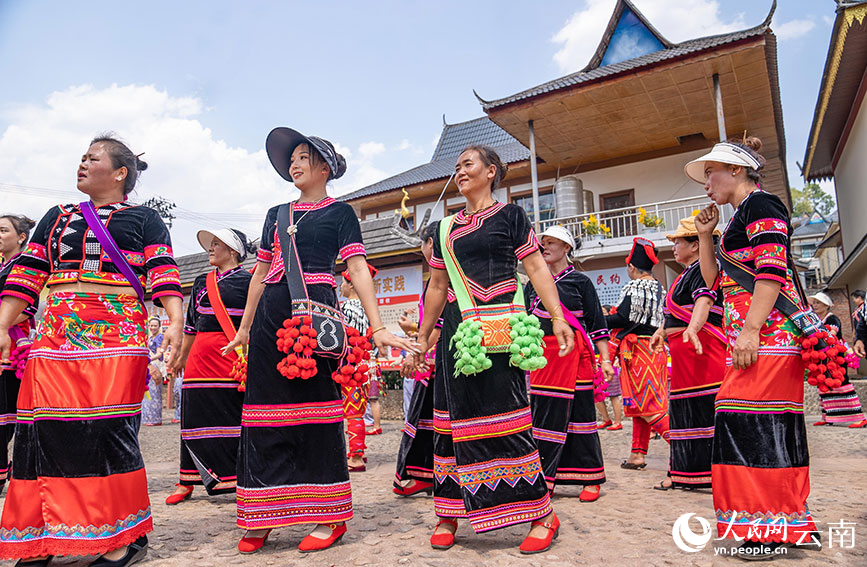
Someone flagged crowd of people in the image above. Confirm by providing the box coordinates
[0,128,865,566]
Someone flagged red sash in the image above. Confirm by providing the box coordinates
[664,272,726,344]
[206,269,237,343]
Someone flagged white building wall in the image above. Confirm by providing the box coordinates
[559,148,709,209]
[833,104,867,255]
[407,148,711,227]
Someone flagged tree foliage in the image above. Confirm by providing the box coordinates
[790,183,835,217]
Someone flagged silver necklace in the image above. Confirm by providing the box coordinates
[286,196,328,236]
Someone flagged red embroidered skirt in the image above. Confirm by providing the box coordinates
[179,332,244,494]
[667,327,725,488]
[0,292,152,559]
[713,288,816,543]
[529,334,605,490]
[616,335,668,417]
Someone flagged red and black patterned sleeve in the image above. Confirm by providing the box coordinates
[184,275,205,335]
[684,262,717,303]
[744,193,790,286]
[430,220,446,270]
[142,208,182,305]
[257,206,278,265]
[508,205,541,260]
[577,275,610,342]
[0,207,56,306]
[336,203,366,262]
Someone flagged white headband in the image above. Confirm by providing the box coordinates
[684,142,763,184]
[196,229,245,257]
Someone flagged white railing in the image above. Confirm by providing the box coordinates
[539,195,730,243]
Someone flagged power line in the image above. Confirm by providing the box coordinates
[0,181,265,228]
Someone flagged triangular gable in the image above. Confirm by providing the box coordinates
[584,0,672,71]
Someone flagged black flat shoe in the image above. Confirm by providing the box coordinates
[620,460,647,470]
[90,536,148,567]
[15,557,53,567]
[652,480,673,491]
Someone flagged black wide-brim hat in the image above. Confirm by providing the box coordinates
[265,127,345,182]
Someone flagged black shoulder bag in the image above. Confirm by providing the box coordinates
[276,203,348,359]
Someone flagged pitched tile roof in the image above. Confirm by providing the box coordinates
[339,118,529,202]
[176,246,259,289]
[476,2,777,111]
[359,215,423,257]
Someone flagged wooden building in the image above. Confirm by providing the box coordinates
[341,0,791,307]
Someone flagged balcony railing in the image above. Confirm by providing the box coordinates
[539,195,731,244]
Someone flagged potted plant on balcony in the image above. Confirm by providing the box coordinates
[582,214,611,242]
[637,207,664,233]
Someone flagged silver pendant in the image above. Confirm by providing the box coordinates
[287,225,298,236]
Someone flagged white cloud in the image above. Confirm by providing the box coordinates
[552,0,747,73]
[358,141,386,159]
[0,84,425,255]
[0,84,284,255]
[774,18,816,41]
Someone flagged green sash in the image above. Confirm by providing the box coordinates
[438,215,546,376]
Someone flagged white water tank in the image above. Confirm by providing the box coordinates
[554,175,583,218]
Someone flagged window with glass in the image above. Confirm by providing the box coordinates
[511,191,556,224]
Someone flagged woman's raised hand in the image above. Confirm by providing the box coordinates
[695,203,719,236]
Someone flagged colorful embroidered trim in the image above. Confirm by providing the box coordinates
[240,401,344,427]
[714,398,803,414]
[236,481,352,529]
[456,452,543,495]
[449,406,532,443]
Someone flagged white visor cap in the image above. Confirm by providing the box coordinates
[539,225,576,251]
[196,228,245,257]
[684,142,762,184]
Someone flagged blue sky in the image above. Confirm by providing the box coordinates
[0,0,836,254]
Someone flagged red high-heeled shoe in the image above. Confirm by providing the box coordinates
[393,480,434,497]
[298,523,347,552]
[238,529,271,554]
[430,518,458,550]
[848,419,867,428]
[519,513,560,554]
[165,484,193,505]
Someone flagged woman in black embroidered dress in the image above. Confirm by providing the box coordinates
[165,228,254,504]
[0,136,184,567]
[393,222,449,497]
[0,215,37,492]
[413,145,574,555]
[525,226,613,502]
[649,216,725,491]
[806,292,866,428]
[689,136,819,558]
[224,128,415,554]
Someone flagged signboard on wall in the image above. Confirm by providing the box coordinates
[579,267,629,307]
[371,265,422,334]
[367,265,423,368]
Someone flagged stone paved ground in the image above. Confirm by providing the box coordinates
[2,411,866,567]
